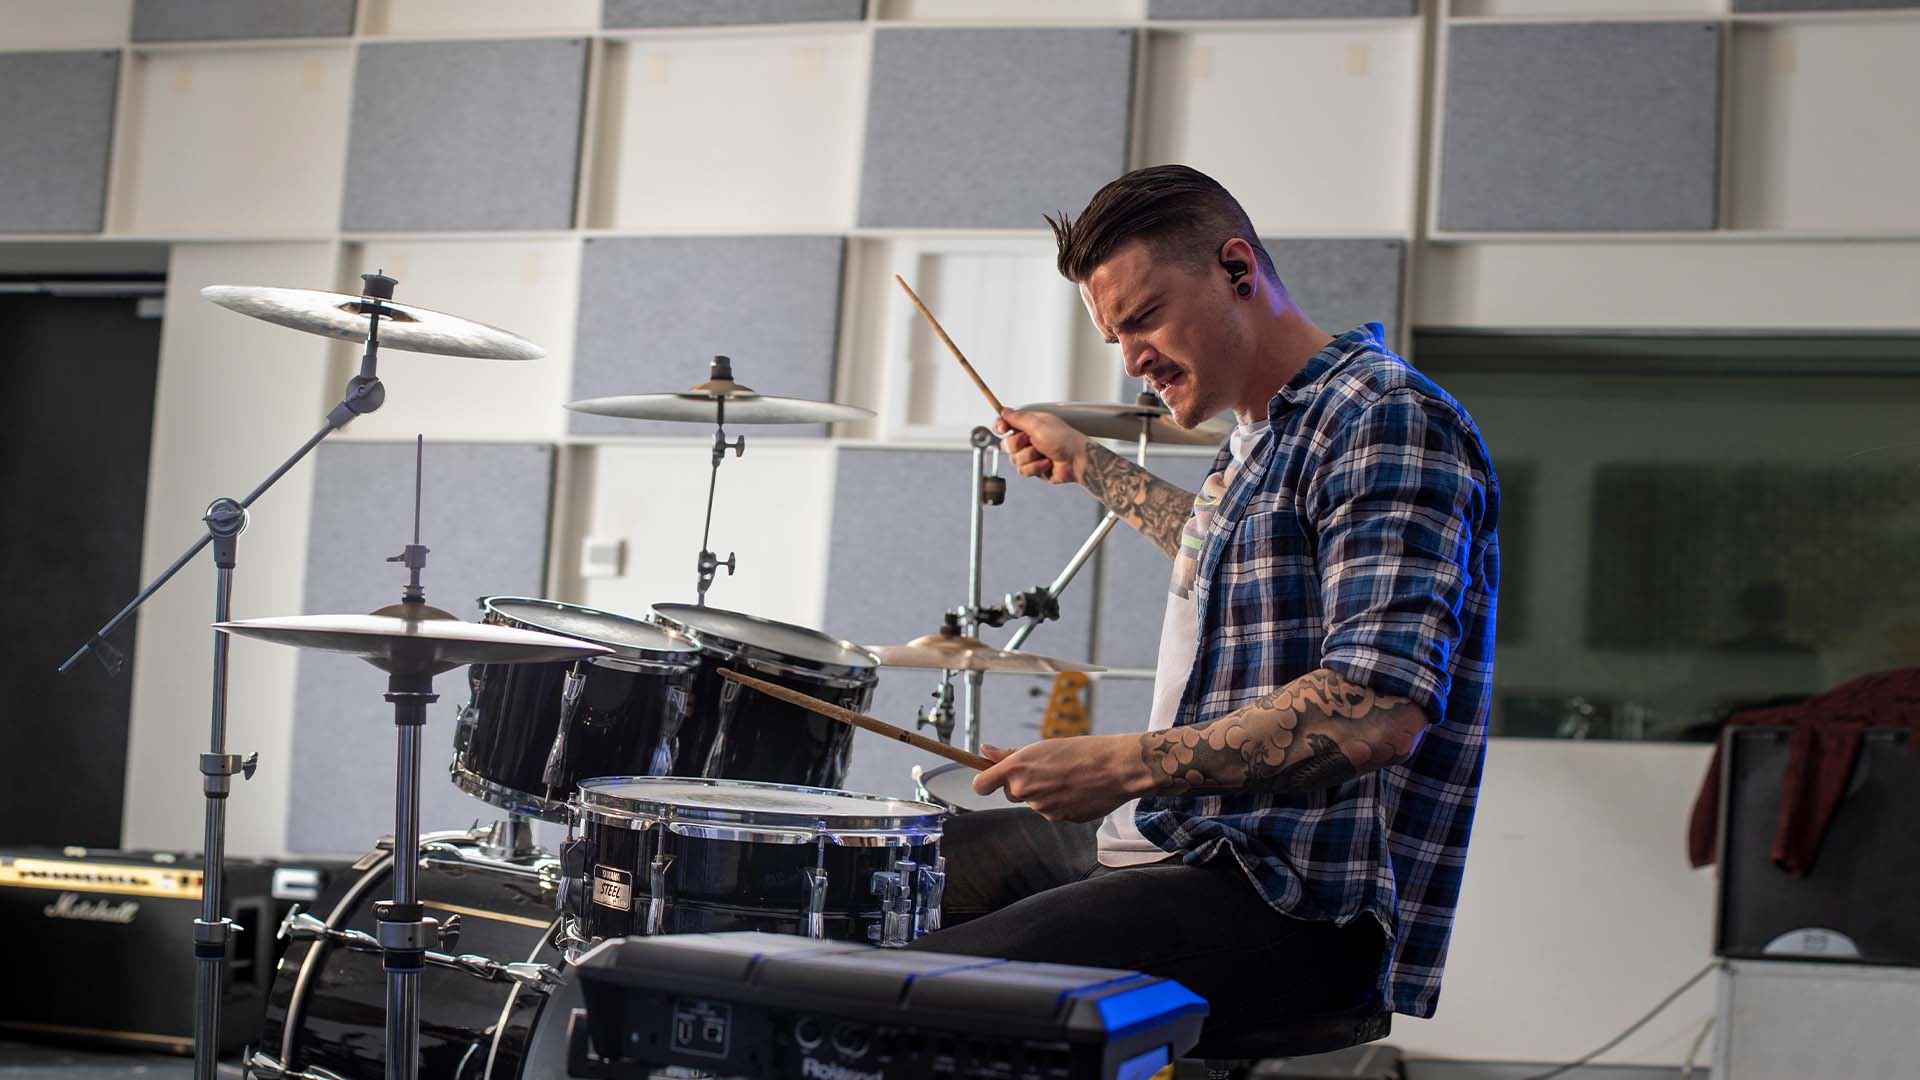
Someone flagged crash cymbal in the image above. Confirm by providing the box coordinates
[1019,395,1232,446]
[867,623,1104,675]
[214,604,611,677]
[201,285,545,361]
[565,390,872,426]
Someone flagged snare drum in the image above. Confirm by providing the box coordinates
[912,760,1017,813]
[564,777,945,948]
[647,604,880,790]
[454,597,701,821]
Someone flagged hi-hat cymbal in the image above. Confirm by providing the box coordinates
[201,285,545,361]
[565,389,873,426]
[867,624,1104,675]
[214,604,611,677]
[1019,397,1232,446]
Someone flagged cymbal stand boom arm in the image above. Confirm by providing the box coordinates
[53,271,398,1080]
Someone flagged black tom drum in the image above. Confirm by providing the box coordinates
[453,597,701,822]
[647,604,879,790]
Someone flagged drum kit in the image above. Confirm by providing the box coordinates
[55,271,1223,1080]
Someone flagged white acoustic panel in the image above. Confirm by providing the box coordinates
[1727,21,1920,232]
[569,235,846,436]
[859,28,1135,228]
[342,38,589,231]
[558,442,839,630]
[331,238,581,440]
[288,441,554,854]
[0,51,118,234]
[1140,26,1419,235]
[121,241,340,856]
[1438,22,1723,231]
[362,0,600,35]
[132,0,356,41]
[1735,0,1920,10]
[0,1,132,47]
[114,46,351,236]
[602,0,865,27]
[882,239,1080,442]
[587,32,866,230]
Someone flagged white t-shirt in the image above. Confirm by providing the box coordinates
[1097,420,1269,867]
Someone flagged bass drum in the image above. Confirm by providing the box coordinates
[250,833,572,1080]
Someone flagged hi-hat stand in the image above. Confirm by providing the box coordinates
[57,271,399,1080]
[931,407,1160,752]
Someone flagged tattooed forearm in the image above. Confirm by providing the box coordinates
[1138,669,1427,796]
[1079,443,1197,560]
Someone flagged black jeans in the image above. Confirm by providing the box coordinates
[906,809,1385,1033]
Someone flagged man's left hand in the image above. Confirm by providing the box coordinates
[972,734,1151,823]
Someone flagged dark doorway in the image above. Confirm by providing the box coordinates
[0,287,163,846]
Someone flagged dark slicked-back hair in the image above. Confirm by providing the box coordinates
[1046,165,1278,287]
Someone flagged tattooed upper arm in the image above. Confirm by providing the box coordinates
[1079,443,1196,560]
[1137,669,1429,797]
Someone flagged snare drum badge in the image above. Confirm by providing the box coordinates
[592,865,634,912]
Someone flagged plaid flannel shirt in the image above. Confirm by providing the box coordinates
[1136,323,1500,1018]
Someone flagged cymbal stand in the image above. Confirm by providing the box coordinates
[956,427,1007,752]
[695,356,743,606]
[56,270,397,1080]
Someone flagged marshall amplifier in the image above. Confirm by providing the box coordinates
[0,847,349,1054]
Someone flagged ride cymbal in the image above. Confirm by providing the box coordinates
[214,605,611,677]
[867,623,1103,675]
[1018,396,1231,446]
[201,285,544,361]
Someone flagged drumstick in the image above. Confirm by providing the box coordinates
[717,666,995,772]
[893,274,1006,416]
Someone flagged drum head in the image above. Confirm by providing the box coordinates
[916,761,1013,813]
[649,604,876,678]
[482,597,698,663]
[577,776,942,835]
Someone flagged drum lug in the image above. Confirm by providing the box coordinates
[869,860,916,949]
[802,866,829,940]
[646,851,674,935]
[542,665,588,789]
[915,861,946,937]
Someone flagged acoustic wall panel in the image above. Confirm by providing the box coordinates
[0,51,118,234]
[569,236,846,436]
[1093,453,1215,671]
[341,38,588,231]
[115,46,352,236]
[858,28,1134,228]
[602,0,865,27]
[132,0,357,41]
[0,1,134,48]
[880,0,1138,18]
[588,33,866,230]
[1139,26,1420,235]
[1265,237,1405,347]
[824,447,1103,797]
[1148,0,1416,16]
[288,441,553,854]
[1734,0,1920,9]
[1727,22,1920,231]
[1438,22,1722,232]
[1092,675,1154,737]
[362,0,601,36]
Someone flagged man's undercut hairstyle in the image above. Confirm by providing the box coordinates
[1046,165,1279,287]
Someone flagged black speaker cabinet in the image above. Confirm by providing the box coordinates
[1716,725,1920,966]
[0,848,350,1053]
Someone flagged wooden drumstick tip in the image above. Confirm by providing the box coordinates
[893,274,1007,417]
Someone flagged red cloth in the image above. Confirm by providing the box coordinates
[1687,667,1920,877]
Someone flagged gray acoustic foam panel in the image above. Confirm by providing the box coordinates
[824,448,1103,798]
[1093,453,1217,672]
[570,236,846,437]
[859,28,1135,229]
[603,0,865,27]
[1264,237,1405,349]
[0,52,118,234]
[1092,675,1154,737]
[1734,0,1919,9]
[342,38,588,231]
[1149,0,1416,16]
[288,442,553,854]
[132,0,357,41]
[1438,22,1722,232]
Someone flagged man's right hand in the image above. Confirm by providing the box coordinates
[996,408,1090,486]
